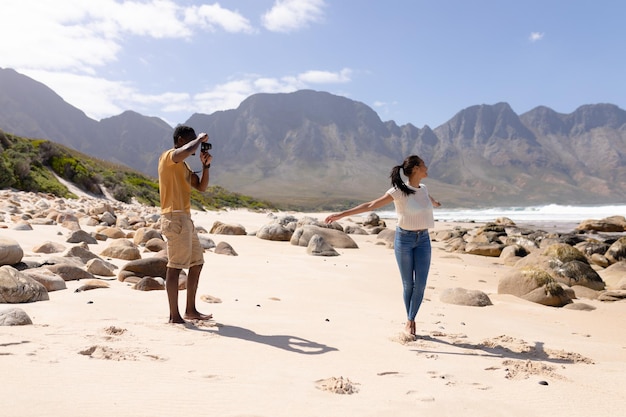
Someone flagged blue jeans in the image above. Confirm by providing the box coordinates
[394,227,432,321]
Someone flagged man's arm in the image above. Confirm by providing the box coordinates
[171,133,209,164]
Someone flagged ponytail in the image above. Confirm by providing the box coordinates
[390,165,414,196]
[390,155,424,196]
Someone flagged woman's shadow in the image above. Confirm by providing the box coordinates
[216,324,338,355]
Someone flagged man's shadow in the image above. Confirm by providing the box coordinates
[215,324,338,355]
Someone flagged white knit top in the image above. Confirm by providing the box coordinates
[386,183,435,231]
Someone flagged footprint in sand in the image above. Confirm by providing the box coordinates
[315,376,359,394]
[79,345,165,361]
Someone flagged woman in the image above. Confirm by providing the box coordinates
[325,155,441,337]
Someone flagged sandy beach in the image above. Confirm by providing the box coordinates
[1,190,625,417]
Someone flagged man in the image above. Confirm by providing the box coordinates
[158,125,213,324]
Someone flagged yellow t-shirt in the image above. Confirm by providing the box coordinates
[158,149,192,214]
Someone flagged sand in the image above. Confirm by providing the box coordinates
[1,191,625,417]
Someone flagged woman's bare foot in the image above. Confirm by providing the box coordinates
[404,321,413,335]
[410,321,416,336]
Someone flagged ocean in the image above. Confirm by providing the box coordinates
[376,204,626,232]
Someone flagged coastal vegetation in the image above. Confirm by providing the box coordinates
[0,130,275,211]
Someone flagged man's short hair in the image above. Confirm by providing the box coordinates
[173,125,196,145]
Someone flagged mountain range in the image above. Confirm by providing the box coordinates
[1,67,625,209]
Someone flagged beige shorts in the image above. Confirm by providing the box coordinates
[161,213,204,269]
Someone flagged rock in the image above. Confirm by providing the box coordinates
[494,217,516,226]
[576,217,625,232]
[12,221,33,231]
[133,276,165,291]
[598,261,626,289]
[210,221,246,235]
[256,222,293,241]
[144,237,167,252]
[343,225,368,235]
[570,285,600,300]
[198,235,215,250]
[306,235,339,256]
[291,225,358,248]
[98,227,127,239]
[215,241,238,256]
[363,212,385,227]
[85,258,117,276]
[605,237,626,264]
[21,268,67,291]
[56,213,80,231]
[376,228,395,247]
[465,242,504,257]
[0,307,33,325]
[597,290,626,302]
[0,265,49,303]
[44,264,96,281]
[99,211,117,226]
[62,245,101,263]
[118,257,168,282]
[133,227,163,246]
[32,241,66,254]
[590,253,610,268]
[563,303,596,311]
[552,260,605,290]
[100,239,141,260]
[439,287,492,306]
[521,285,573,307]
[498,266,572,307]
[75,279,110,292]
[0,236,24,265]
[66,230,97,244]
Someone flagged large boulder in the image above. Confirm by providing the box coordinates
[133,227,163,246]
[0,237,23,266]
[256,222,293,241]
[306,235,339,257]
[0,307,33,325]
[100,239,141,260]
[44,264,96,281]
[0,266,49,303]
[598,261,626,289]
[210,221,246,235]
[440,287,492,307]
[605,237,626,264]
[291,225,358,249]
[20,268,67,291]
[498,266,572,307]
[576,216,626,232]
[552,260,605,291]
[118,257,168,282]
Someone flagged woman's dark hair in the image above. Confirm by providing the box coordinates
[390,155,424,196]
[172,125,196,145]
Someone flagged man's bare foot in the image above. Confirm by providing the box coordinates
[184,311,213,321]
[169,315,186,324]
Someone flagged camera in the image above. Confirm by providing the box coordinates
[201,142,212,153]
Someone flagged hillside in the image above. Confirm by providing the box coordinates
[0,130,275,211]
[1,67,625,210]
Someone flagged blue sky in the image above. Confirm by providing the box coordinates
[1,0,625,128]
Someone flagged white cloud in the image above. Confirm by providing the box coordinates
[187,68,351,116]
[0,0,252,73]
[185,4,254,34]
[298,68,352,84]
[262,0,326,33]
[529,32,545,42]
